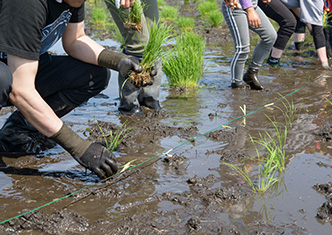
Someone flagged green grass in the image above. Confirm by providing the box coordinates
[157,0,165,7]
[90,6,108,30]
[176,17,195,32]
[198,1,218,17]
[250,117,288,172]
[274,94,303,128]
[163,31,206,89]
[207,10,223,27]
[95,118,132,152]
[160,6,179,22]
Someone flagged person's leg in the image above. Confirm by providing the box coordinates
[106,0,161,115]
[312,24,329,68]
[0,54,110,155]
[0,60,12,109]
[222,2,250,88]
[243,6,277,89]
[258,0,297,66]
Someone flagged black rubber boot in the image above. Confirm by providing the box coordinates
[140,97,162,110]
[118,106,143,116]
[0,93,76,156]
[243,67,264,90]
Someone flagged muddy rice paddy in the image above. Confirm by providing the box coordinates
[1,1,332,234]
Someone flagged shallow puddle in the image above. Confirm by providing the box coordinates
[1,36,332,234]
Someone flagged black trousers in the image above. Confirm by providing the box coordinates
[0,53,110,110]
[258,0,297,50]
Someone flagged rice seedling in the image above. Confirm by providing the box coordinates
[128,21,174,87]
[184,0,190,4]
[162,31,206,89]
[223,160,279,193]
[250,116,289,172]
[160,5,179,22]
[157,0,165,8]
[198,1,218,17]
[176,17,195,32]
[95,118,132,152]
[274,94,303,128]
[207,10,223,27]
[90,5,108,30]
[124,0,145,32]
[326,97,332,106]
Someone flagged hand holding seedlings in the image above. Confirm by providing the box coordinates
[224,0,240,10]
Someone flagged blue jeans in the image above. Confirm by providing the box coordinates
[222,1,277,85]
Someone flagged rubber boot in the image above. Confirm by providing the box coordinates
[118,72,142,116]
[243,66,264,90]
[0,92,76,156]
[139,59,162,110]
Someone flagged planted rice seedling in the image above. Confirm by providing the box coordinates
[251,116,289,172]
[95,118,132,152]
[274,94,303,128]
[90,5,108,30]
[176,17,195,32]
[223,160,279,193]
[163,31,206,89]
[160,5,179,22]
[198,1,218,17]
[207,10,223,27]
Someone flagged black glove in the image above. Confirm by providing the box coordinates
[51,123,118,179]
[118,56,142,78]
[77,143,118,179]
[98,48,142,79]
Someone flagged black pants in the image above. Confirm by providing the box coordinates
[0,53,110,110]
[258,0,296,50]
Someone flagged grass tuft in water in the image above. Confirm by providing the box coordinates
[207,10,223,27]
[176,17,195,32]
[160,5,179,22]
[95,118,132,152]
[162,31,206,89]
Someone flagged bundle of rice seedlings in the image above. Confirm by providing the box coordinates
[163,32,206,89]
[124,0,145,32]
[176,16,195,32]
[128,21,174,87]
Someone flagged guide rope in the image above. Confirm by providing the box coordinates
[0,71,330,226]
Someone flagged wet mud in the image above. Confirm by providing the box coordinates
[1,0,332,234]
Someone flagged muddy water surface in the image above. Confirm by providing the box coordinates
[1,35,332,234]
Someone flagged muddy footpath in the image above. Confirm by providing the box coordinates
[1,0,332,234]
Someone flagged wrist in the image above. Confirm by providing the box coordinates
[98,49,128,71]
[50,123,91,158]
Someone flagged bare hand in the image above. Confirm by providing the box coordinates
[246,7,261,28]
[224,0,240,9]
[121,0,135,8]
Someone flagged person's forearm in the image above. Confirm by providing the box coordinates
[7,55,63,137]
[62,22,104,65]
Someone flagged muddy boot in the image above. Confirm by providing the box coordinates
[118,69,143,116]
[0,93,76,156]
[0,111,54,156]
[243,66,264,90]
[139,59,162,110]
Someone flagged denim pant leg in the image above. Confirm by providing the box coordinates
[250,6,277,69]
[0,61,12,109]
[222,2,250,85]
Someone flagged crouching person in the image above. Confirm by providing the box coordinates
[0,0,142,179]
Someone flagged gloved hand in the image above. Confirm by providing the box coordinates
[128,63,158,88]
[51,123,118,179]
[118,56,142,79]
[98,48,142,79]
[76,143,118,179]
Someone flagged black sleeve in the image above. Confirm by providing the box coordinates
[69,4,85,23]
[0,0,47,60]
